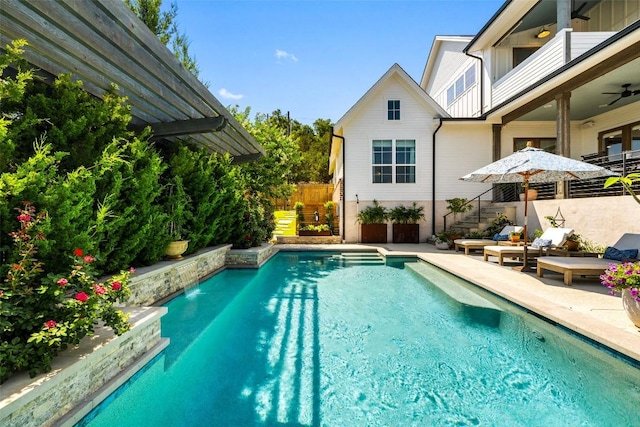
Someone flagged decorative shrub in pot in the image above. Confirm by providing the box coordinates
[601,261,640,328]
[389,202,424,243]
[357,200,388,243]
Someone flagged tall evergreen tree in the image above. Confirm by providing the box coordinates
[125,0,200,78]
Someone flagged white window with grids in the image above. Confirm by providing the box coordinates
[446,65,476,106]
[372,139,415,184]
[387,100,400,120]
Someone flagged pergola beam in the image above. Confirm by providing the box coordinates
[135,116,228,138]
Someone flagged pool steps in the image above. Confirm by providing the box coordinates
[406,262,503,326]
[329,252,385,265]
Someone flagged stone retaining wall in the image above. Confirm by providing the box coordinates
[276,235,342,244]
[126,244,231,306]
[0,307,167,427]
[225,242,276,268]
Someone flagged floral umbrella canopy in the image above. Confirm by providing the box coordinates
[460,143,617,268]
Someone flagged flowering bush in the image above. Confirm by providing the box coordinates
[0,203,133,383]
[600,261,640,302]
[299,224,330,232]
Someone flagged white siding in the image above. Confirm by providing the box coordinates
[436,125,493,201]
[571,32,617,58]
[426,41,469,95]
[492,31,567,106]
[582,0,640,31]
[432,57,481,117]
[343,75,436,203]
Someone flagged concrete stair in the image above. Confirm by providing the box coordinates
[448,203,515,236]
[273,210,297,236]
[329,252,385,266]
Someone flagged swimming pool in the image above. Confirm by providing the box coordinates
[79,252,639,426]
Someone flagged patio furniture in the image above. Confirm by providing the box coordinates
[453,225,523,255]
[483,227,574,266]
[537,233,640,285]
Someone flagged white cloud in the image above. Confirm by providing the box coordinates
[218,88,244,100]
[275,49,298,62]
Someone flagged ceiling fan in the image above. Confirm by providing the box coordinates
[602,83,640,106]
[571,1,591,21]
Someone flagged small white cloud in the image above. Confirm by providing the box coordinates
[218,88,244,100]
[275,49,298,62]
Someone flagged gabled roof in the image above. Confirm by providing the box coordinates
[420,36,473,91]
[334,63,450,130]
[0,0,264,162]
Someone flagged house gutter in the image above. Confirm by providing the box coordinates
[463,0,513,53]
[464,51,484,115]
[431,117,443,237]
[330,127,346,241]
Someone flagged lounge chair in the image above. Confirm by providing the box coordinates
[537,233,640,285]
[453,225,524,255]
[483,227,574,265]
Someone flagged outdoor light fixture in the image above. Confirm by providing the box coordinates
[536,27,551,39]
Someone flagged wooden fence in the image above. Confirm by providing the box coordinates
[272,183,338,233]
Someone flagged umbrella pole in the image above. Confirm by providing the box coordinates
[523,182,529,270]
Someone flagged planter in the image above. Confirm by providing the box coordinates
[360,223,387,243]
[298,230,331,236]
[519,189,538,201]
[622,289,640,328]
[565,240,580,251]
[165,240,189,260]
[392,224,419,243]
[510,234,521,243]
[435,241,450,250]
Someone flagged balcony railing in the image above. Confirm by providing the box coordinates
[491,30,615,106]
[569,149,640,199]
[492,149,640,202]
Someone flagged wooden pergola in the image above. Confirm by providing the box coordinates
[0,0,265,162]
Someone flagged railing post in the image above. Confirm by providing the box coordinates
[477,197,481,224]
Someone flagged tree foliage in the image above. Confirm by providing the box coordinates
[125,0,200,78]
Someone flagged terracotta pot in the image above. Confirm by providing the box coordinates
[519,189,538,201]
[510,234,520,243]
[565,240,580,251]
[622,289,640,328]
[165,240,189,260]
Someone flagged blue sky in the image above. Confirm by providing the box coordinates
[174,0,504,125]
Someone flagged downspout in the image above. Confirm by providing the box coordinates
[431,117,443,237]
[464,51,484,116]
[330,127,346,241]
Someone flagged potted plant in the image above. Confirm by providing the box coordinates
[164,176,191,260]
[356,199,388,243]
[509,230,521,243]
[389,202,424,243]
[445,198,473,224]
[565,234,581,251]
[519,185,538,201]
[435,232,451,250]
[601,262,640,328]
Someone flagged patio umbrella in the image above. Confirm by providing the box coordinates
[460,142,617,269]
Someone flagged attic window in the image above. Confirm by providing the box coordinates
[446,65,476,106]
[388,100,400,120]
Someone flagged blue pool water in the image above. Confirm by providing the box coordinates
[80,252,639,426]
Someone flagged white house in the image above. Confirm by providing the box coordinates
[330,0,640,245]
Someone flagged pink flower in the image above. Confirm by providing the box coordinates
[74,248,84,256]
[93,284,107,295]
[17,214,32,223]
[83,255,95,263]
[57,278,68,286]
[45,320,57,329]
[129,267,136,274]
[75,292,88,302]
[111,281,122,291]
